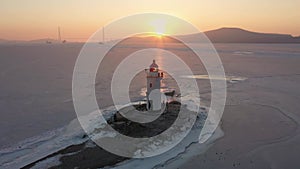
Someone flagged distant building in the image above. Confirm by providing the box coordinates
[145,60,164,111]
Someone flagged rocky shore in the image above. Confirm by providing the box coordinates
[23,101,189,169]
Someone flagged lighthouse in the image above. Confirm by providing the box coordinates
[145,60,164,111]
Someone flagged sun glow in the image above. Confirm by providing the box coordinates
[151,32,164,38]
[149,19,167,36]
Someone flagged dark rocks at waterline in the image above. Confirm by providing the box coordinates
[23,101,188,169]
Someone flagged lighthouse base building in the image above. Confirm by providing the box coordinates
[145,60,164,111]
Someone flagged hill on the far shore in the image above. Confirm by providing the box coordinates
[179,27,300,43]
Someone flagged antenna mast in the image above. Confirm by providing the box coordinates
[58,26,61,42]
[102,26,105,43]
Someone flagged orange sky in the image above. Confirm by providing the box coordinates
[1,0,299,41]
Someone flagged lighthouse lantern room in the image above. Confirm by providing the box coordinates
[145,60,164,111]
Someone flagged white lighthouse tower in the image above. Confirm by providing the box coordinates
[145,60,164,111]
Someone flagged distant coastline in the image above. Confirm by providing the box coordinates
[1,27,300,44]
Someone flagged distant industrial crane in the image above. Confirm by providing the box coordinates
[58,26,61,42]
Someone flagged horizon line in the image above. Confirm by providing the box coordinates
[1,27,299,42]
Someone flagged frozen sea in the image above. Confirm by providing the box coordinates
[0,43,300,168]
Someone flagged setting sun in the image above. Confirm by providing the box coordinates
[149,18,167,36]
